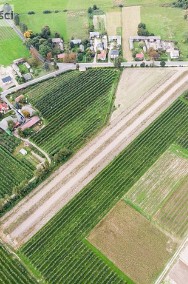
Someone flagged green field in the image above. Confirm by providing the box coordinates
[0,25,29,66]
[19,69,120,157]
[0,243,37,284]
[19,99,188,284]
[0,132,34,200]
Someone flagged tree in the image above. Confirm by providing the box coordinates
[93,4,98,10]
[41,26,51,39]
[148,47,159,60]
[39,44,51,57]
[88,7,93,14]
[22,110,30,118]
[160,60,166,67]
[19,22,28,33]
[138,23,146,29]
[8,120,14,131]
[14,13,20,26]
[43,62,50,71]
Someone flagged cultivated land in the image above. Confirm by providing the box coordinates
[122,6,140,60]
[88,201,177,284]
[0,133,35,199]
[2,70,188,247]
[0,23,29,66]
[12,98,188,284]
[111,68,177,121]
[106,11,121,36]
[23,69,120,156]
[125,148,188,239]
[0,243,37,284]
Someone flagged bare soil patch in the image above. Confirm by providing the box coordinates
[88,201,177,284]
[106,11,121,36]
[111,68,177,121]
[122,6,141,60]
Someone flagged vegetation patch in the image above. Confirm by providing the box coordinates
[88,201,177,284]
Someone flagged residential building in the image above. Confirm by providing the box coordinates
[97,50,107,61]
[0,102,9,114]
[90,32,100,39]
[110,50,119,59]
[52,38,64,51]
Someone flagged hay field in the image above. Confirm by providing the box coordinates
[88,201,176,284]
[106,11,121,36]
[125,148,188,239]
[111,68,177,121]
[122,6,140,60]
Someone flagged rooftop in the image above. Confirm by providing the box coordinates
[2,76,12,83]
[20,116,40,131]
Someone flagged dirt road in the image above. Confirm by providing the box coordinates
[1,70,188,249]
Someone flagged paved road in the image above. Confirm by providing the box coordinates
[1,63,76,98]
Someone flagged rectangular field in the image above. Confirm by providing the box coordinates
[125,147,188,239]
[88,201,177,284]
[0,25,29,66]
[122,6,141,60]
[20,99,188,284]
[106,11,121,36]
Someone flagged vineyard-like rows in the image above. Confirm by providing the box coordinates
[0,147,34,199]
[20,99,188,284]
[0,132,20,153]
[0,244,37,284]
[27,69,120,156]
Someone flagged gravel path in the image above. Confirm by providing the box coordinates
[1,70,188,249]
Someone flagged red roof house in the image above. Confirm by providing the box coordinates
[0,102,9,114]
[20,116,40,131]
[136,53,144,60]
[97,50,107,61]
[57,53,65,59]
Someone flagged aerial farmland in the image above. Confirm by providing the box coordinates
[0,1,188,284]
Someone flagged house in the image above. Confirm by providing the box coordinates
[94,37,104,52]
[57,53,65,59]
[13,58,24,64]
[110,50,119,59]
[170,49,180,59]
[70,39,82,45]
[19,148,27,156]
[90,32,100,39]
[52,38,64,51]
[108,36,121,46]
[97,50,107,61]
[0,116,17,131]
[2,76,12,85]
[79,44,85,52]
[15,95,25,103]
[0,102,9,114]
[24,62,31,69]
[20,116,40,131]
[136,53,144,60]
[12,63,22,77]
[23,73,32,81]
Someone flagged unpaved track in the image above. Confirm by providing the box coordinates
[1,70,188,249]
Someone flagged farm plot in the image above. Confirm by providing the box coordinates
[0,25,29,66]
[106,11,121,36]
[125,147,188,239]
[0,132,35,199]
[111,68,177,121]
[88,201,177,284]
[20,100,188,284]
[0,243,37,284]
[27,69,120,157]
[122,6,141,60]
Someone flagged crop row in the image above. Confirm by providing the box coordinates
[31,69,120,155]
[0,132,20,153]
[0,244,36,284]
[21,99,188,284]
[0,147,34,198]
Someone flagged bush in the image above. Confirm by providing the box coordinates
[28,11,35,15]
[43,10,52,14]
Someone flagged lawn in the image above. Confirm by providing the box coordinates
[88,201,177,284]
[20,99,188,284]
[0,26,29,66]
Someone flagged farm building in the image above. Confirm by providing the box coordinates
[0,102,9,114]
[108,36,121,46]
[52,38,64,51]
[2,76,12,85]
[90,32,100,39]
[110,49,119,59]
[70,39,82,45]
[20,116,40,131]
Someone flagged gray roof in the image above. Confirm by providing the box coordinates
[111,50,119,56]
[23,73,32,81]
[71,39,82,45]
[2,76,12,83]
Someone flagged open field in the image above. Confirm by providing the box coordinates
[0,98,185,283]
[25,69,120,156]
[0,243,37,284]
[122,6,140,60]
[0,25,29,66]
[106,11,121,36]
[88,201,177,284]
[111,68,177,121]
